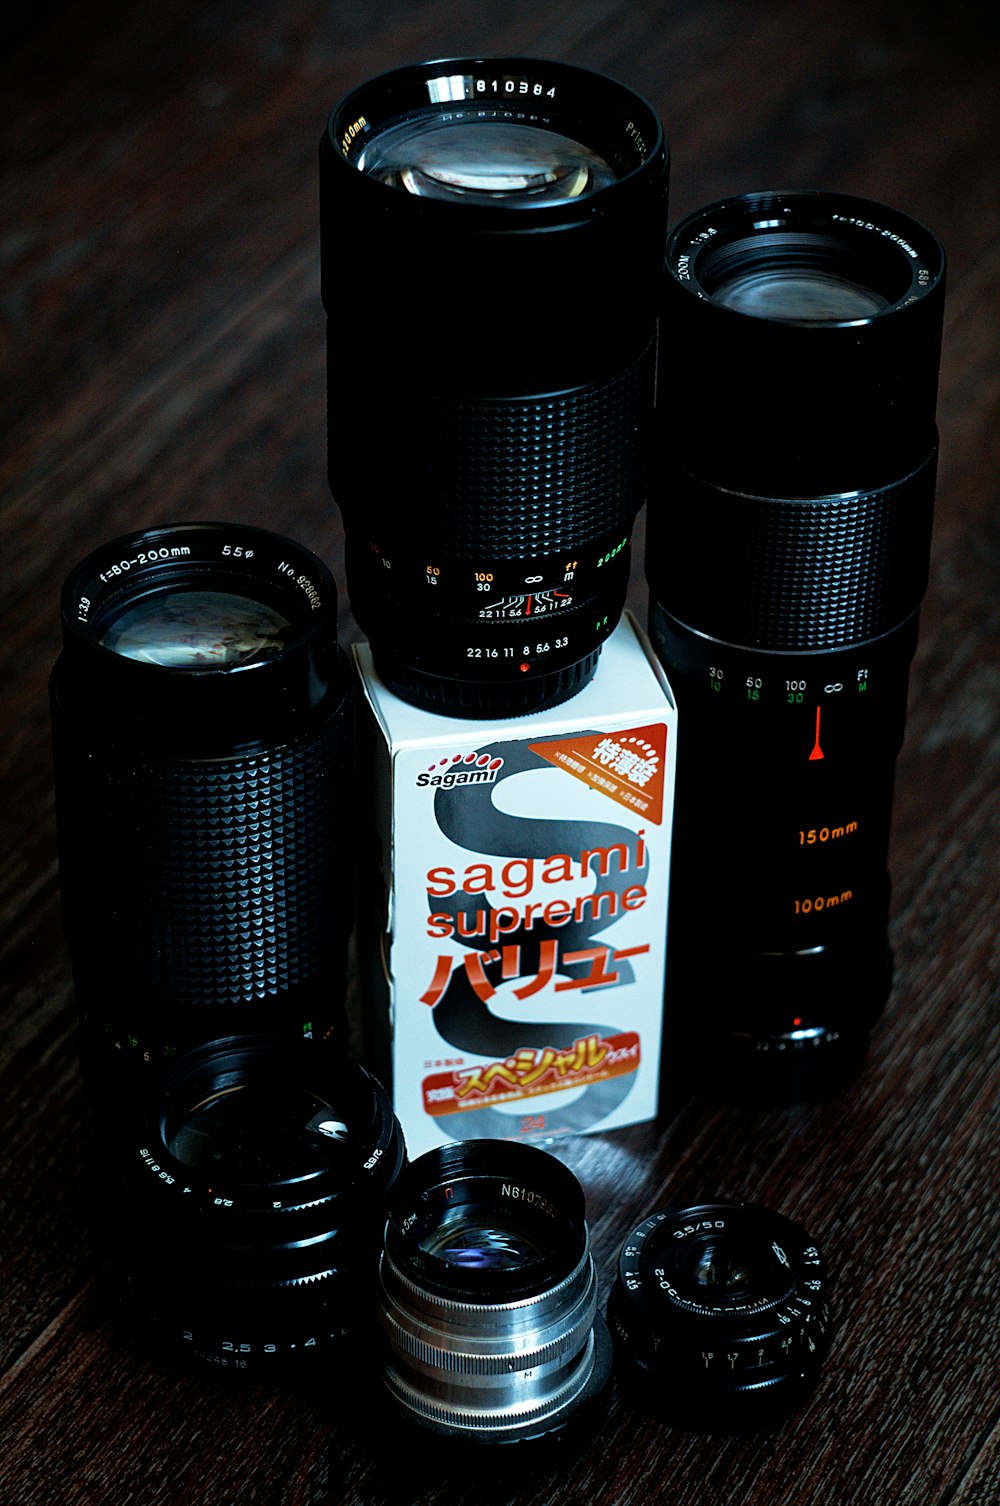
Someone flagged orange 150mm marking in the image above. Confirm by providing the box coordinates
[794,891,853,914]
[799,822,859,844]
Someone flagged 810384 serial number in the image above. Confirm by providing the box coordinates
[467,637,569,659]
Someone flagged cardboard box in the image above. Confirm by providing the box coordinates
[353,615,677,1158]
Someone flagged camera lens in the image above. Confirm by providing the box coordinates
[646,191,945,1095]
[376,1140,611,1445]
[49,523,353,1098]
[121,1036,406,1373]
[608,1201,832,1428]
[320,57,669,715]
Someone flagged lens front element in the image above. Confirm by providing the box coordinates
[99,589,293,668]
[357,118,617,203]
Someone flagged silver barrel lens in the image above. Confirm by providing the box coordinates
[376,1140,610,1444]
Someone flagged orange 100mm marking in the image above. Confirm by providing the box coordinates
[794,891,853,914]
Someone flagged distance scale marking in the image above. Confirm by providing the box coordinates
[363,533,629,610]
[349,535,632,680]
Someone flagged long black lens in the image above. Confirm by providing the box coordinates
[121,1036,405,1372]
[377,1140,611,1445]
[647,191,945,1094]
[50,523,353,1098]
[321,57,668,715]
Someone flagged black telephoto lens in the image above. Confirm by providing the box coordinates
[50,523,353,1099]
[321,57,669,715]
[376,1139,611,1446]
[647,191,945,1096]
[120,1036,406,1373]
[608,1200,832,1429]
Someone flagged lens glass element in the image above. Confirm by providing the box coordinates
[418,1205,543,1270]
[695,226,914,324]
[668,1229,791,1310]
[166,1082,353,1182]
[357,118,617,204]
[99,588,293,668]
[713,267,889,321]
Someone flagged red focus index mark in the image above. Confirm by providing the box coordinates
[809,706,825,761]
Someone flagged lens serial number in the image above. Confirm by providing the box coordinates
[475,76,556,99]
[501,1183,558,1217]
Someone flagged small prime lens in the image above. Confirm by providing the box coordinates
[321,57,669,715]
[647,192,945,1094]
[377,1140,611,1445]
[121,1036,406,1372]
[609,1201,832,1428]
[49,523,353,1098]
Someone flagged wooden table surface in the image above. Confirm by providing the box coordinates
[1,3,997,1504]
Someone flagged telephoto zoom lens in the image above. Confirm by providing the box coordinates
[608,1201,832,1429]
[321,57,669,715]
[376,1139,612,1447]
[120,1036,406,1373]
[647,191,945,1096]
[50,523,353,1100]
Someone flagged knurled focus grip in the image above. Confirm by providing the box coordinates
[431,346,653,557]
[647,452,936,652]
[331,339,654,561]
[52,714,349,1012]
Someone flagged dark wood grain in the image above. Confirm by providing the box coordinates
[1,3,997,1504]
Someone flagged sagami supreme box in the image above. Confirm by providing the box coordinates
[353,615,677,1158]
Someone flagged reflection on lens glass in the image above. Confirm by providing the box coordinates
[167,1083,350,1181]
[419,1206,542,1270]
[674,1234,786,1305]
[714,268,890,322]
[100,590,293,668]
[357,119,617,204]
[690,1243,751,1292]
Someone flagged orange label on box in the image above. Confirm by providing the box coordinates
[421,1031,641,1116]
[530,723,667,824]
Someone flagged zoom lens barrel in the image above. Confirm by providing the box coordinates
[321,57,669,715]
[376,1140,611,1445]
[50,523,353,1098]
[609,1200,831,1428]
[647,191,945,1094]
[120,1036,405,1372]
